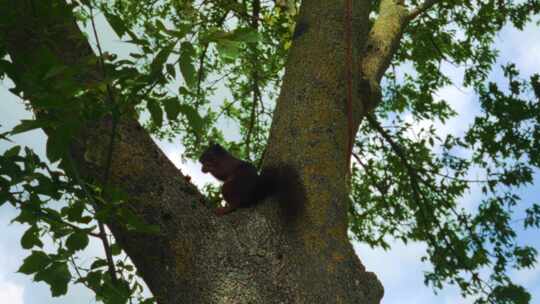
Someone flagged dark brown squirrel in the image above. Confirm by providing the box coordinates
[199,143,299,216]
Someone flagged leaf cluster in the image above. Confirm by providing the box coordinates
[349,1,540,303]
[0,142,155,303]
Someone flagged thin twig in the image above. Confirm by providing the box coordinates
[245,0,261,159]
[90,4,119,283]
[69,257,92,289]
[407,0,442,21]
[351,152,388,197]
[366,114,494,296]
[196,44,210,97]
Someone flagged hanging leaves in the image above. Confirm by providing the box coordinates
[179,42,197,88]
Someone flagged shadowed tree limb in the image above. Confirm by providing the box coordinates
[0,1,214,301]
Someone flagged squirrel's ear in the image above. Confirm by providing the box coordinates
[199,143,213,162]
[209,143,226,154]
[200,143,227,162]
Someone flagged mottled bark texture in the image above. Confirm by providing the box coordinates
[0,0,422,303]
[361,0,410,113]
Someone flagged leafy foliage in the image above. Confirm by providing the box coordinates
[89,0,295,162]
[350,1,540,303]
[0,143,154,303]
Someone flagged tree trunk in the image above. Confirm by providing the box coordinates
[0,0,402,303]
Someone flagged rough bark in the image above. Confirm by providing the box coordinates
[0,0,444,302]
[360,0,441,113]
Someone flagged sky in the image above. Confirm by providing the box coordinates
[1,8,540,304]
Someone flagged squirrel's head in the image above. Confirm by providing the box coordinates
[199,143,231,180]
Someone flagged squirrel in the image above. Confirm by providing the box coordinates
[199,143,300,216]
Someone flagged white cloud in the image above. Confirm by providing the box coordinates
[498,22,540,75]
[0,281,24,304]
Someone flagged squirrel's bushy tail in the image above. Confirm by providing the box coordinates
[253,165,305,218]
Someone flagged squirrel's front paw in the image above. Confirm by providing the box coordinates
[214,207,228,216]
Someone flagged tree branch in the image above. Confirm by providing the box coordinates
[365,115,484,253]
[196,11,229,98]
[360,0,409,113]
[360,0,446,114]
[407,0,441,21]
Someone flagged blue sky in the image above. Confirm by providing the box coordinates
[1,10,540,304]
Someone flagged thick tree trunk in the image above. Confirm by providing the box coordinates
[0,0,401,303]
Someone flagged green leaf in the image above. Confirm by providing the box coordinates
[163,97,181,121]
[491,283,531,304]
[154,19,167,32]
[21,226,43,249]
[80,216,93,224]
[12,207,39,225]
[0,130,12,142]
[86,271,103,289]
[66,231,89,252]
[122,264,133,272]
[36,262,71,297]
[44,65,69,80]
[3,145,21,158]
[204,29,230,42]
[18,251,50,274]
[111,243,122,256]
[105,186,129,205]
[165,63,176,78]
[49,223,72,239]
[64,201,85,222]
[95,205,114,222]
[140,298,156,304]
[216,39,241,60]
[42,208,62,222]
[147,100,163,127]
[90,259,108,270]
[179,42,197,88]
[230,27,259,43]
[33,173,59,198]
[100,278,131,304]
[150,44,174,75]
[0,59,18,80]
[104,12,127,37]
[10,120,46,135]
[179,104,204,136]
[46,132,70,163]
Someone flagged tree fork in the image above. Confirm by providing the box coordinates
[1,0,384,303]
